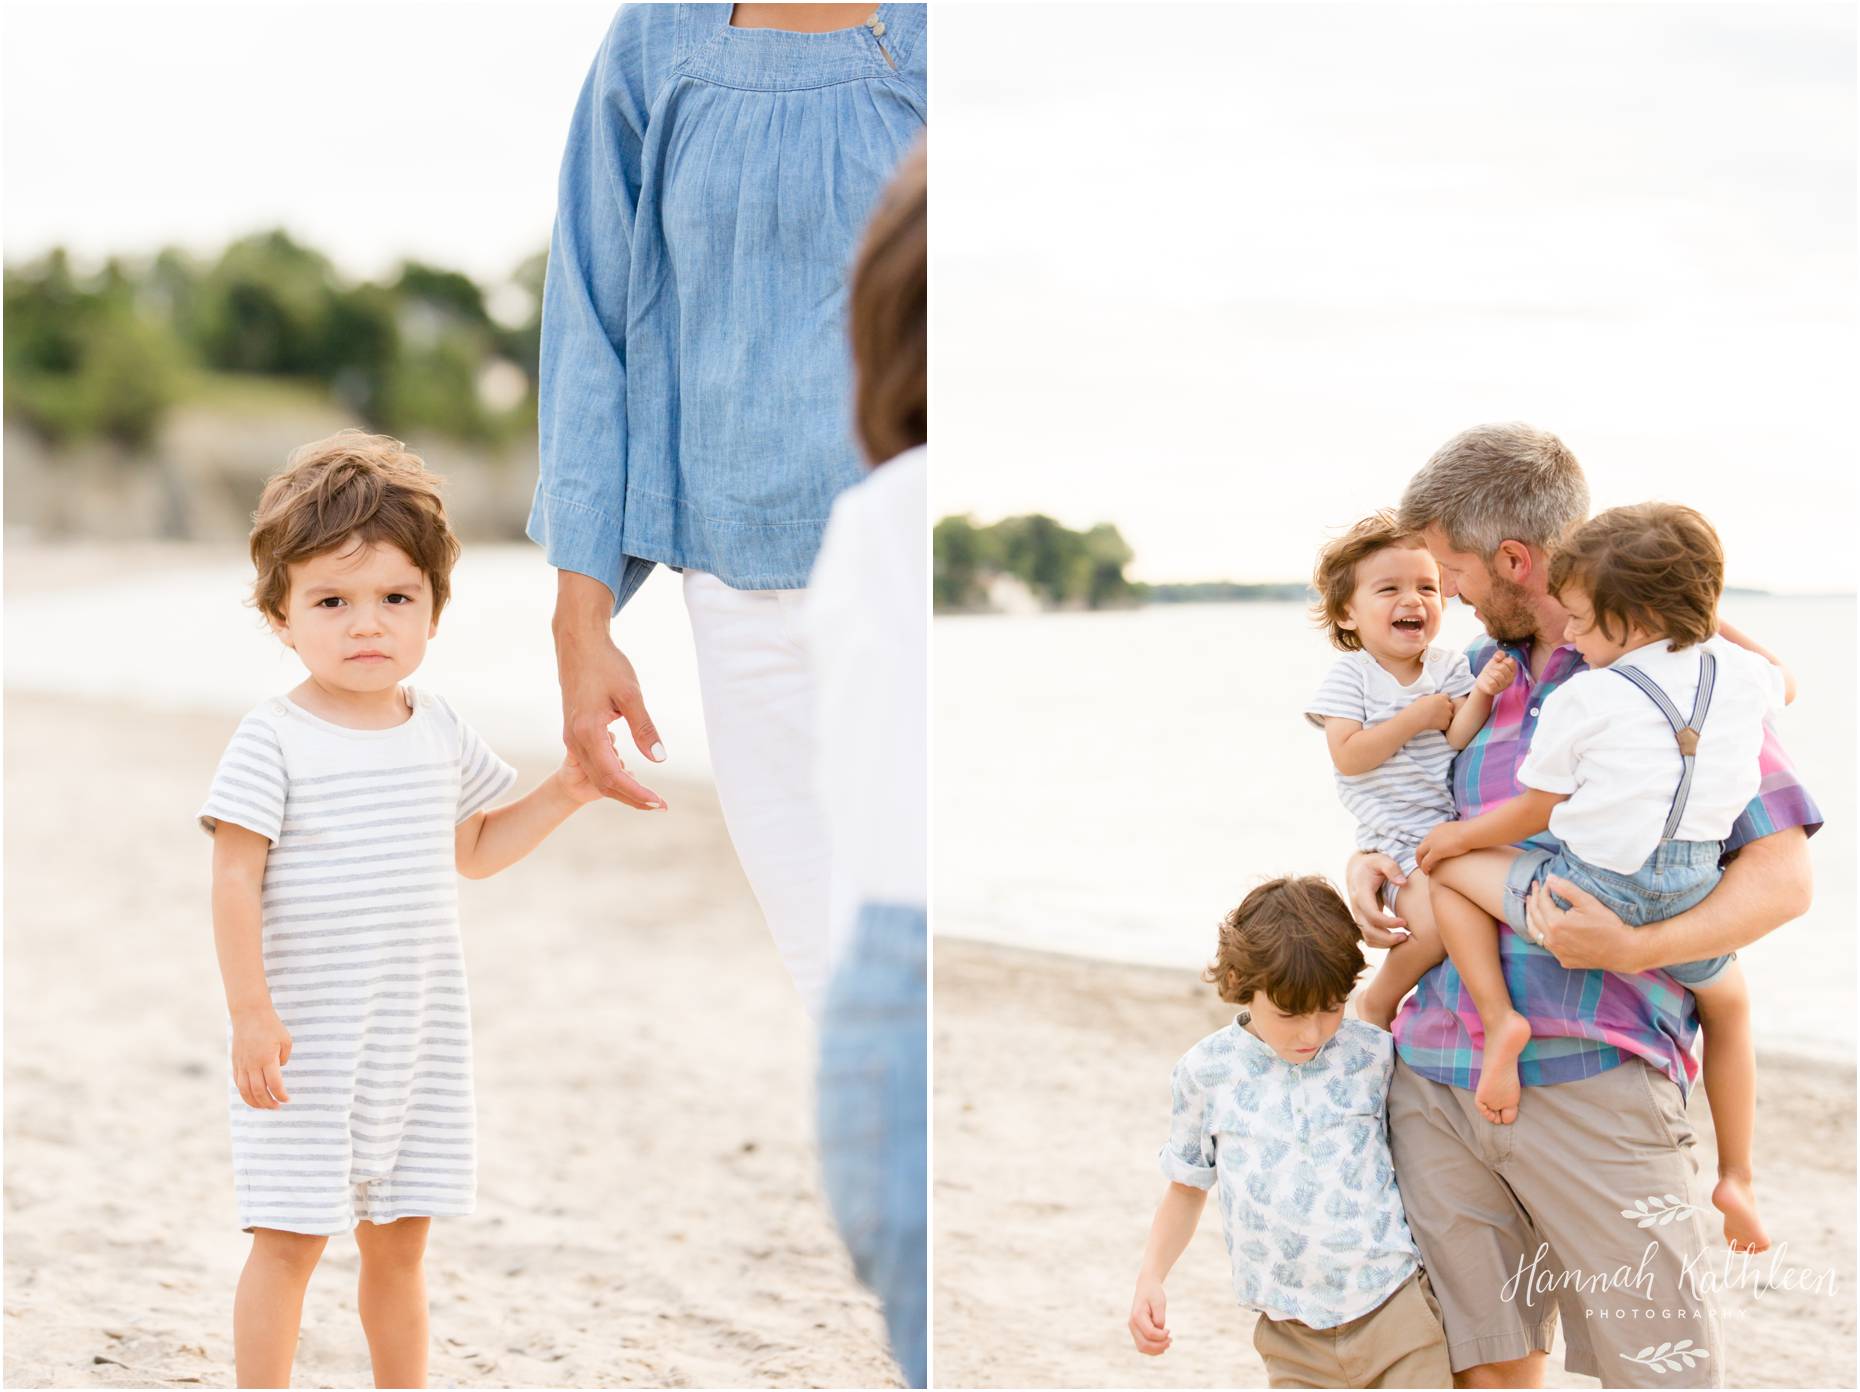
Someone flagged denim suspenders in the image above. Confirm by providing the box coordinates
[1608,651,1719,841]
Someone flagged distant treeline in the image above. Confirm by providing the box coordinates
[934,513,1137,611]
[1138,581,1311,603]
[4,231,545,449]
[933,513,1315,613]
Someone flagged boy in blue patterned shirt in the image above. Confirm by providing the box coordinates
[1127,877,1450,1388]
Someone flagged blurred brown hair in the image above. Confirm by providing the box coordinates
[1548,502,1723,649]
[849,137,926,466]
[249,430,460,623]
[1204,876,1366,1013]
[1311,511,1429,652]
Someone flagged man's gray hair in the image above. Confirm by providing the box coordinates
[1397,423,1590,557]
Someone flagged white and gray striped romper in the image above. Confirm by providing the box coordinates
[1305,646,1476,875]
[198,687,516,1235]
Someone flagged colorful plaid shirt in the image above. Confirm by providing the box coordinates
[1392,636,1822,1095]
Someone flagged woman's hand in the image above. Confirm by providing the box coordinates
[231,1005,292,1110]
[1128,1278,1172,1356]
[1415,822,1472,876]
[553,571,667,812]
[1526,876,1643,971]
[1475,652,1520,698]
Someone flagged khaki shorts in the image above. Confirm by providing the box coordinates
[1388,1056,1724,1388]
[1251,1269,1451,1389]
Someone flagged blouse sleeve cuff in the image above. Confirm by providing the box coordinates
[527,488,630,611]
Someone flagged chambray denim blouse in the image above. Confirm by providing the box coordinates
[530,3,928,612]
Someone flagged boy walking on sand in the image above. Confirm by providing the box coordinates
[1128,877,1450,1389]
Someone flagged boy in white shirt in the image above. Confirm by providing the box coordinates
[1414,502,1790,1255]
[1128,876,1450,1389]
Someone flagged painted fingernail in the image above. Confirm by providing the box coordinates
[650,742,666,762]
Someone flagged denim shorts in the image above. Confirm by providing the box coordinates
[1503,838,1734,986]
[817,902,927,1388]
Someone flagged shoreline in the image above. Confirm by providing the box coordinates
[933,933,1859,1069]
[932,935,1856,1389]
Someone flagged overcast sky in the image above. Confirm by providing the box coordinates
[934,3,1856,590]
[4,0,616,285]
[6,1,1854,590]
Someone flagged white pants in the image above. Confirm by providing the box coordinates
[682,570,835,1017]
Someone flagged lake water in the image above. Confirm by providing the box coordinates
[4,544,715,778]
[934,596,1857,1059]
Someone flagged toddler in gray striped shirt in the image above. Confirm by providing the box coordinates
[199,432,610,1389]
[1303,513,1516,1028]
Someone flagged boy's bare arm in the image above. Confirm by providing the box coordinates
[1129,1182,1209,1356]
[455,762,603,879]
[1324,696,1452,776]
[1415,788,1564,874]
[1446,652,1518,750]
[212,822,292,1110]
[1718,617,1797,705]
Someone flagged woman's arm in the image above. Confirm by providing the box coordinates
[212,823,292,1110]
[1129,1183,1210,1356]
[1718,617,1797,705]
[536,13,673,809]
[1531,826,1812,973]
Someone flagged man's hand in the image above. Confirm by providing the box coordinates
[1345,851,1413,948]
[1526,876,1644,972]
[553,571,666,812]
[1128,1279,1171,1356]
[1414,822,1472,876]
[1411,692,1455,732]
[231,1005,292,1110]
[1475,652,1520,698]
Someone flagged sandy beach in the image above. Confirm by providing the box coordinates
[933,937,1856,1390]
[3,691,898,1389]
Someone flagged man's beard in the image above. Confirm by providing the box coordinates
[1478,571,1539,645]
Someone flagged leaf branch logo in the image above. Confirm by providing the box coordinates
[1620,1194,1700,1228]
[1621,1340,1709,1373]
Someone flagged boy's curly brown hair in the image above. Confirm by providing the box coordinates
[1203,876,1366,1013]
[1311,512,1429,652]
[249,431,460,625]
[1547,502,1723,650]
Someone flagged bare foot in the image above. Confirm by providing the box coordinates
[1474,1011,1533,1125]
[1713,1173,1770,1253]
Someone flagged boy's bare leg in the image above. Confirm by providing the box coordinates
[1357,874,1448,1030]
[1692,965,1769,1253]
[235,1228,329,1388]
[355,1216,431,1389]
[1429,850,1533,1125]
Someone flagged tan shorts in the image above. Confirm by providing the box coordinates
[1388,1056,1724,1388]
[1251,1269,1451,1389]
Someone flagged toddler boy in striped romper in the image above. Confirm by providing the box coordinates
[1303,512,1517,1030]
[199,431,610,1389]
